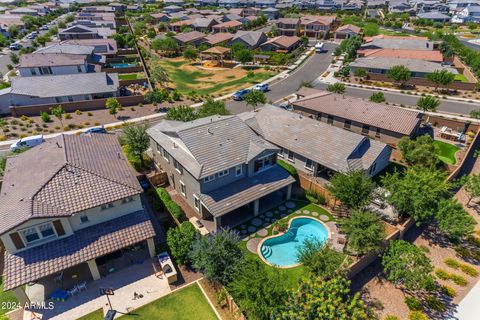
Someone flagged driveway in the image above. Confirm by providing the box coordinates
[226,42,337,114]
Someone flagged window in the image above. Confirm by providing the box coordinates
[122,196,134,204]
[362,125,370,135]
[375,127,381,138]
[101,202,114,210]
[156,143,162,154]
[30,68,37,75]
[254,154,275,172]
[55,97,62,103]
[344,120,351,129]
[287,150,294,162]
[316,113,322,121]
[77,65,82,72]
[235,165,243,177]
[204,174,215,183]
[305,159,313,171]
[67,96,74,102]
[20,222,56,244]
[218,169,229,178]
[173,159,183,174]
[162,148,170,163]
[194,195,200,211]
[327,115,334,124]
[278,148,284,158]
[180,181,186,197]
[80,214,89,223]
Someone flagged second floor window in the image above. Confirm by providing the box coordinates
[344,120,351,129]
[218,169,229,178]
[77,65,82,72]
[80,214,89,223]
[173,159,183,174]
[180,181,186,197]
[327,115,334,124]
[287,150,294,162]
[122,196,134,204]
[162,148,170,163]
[21,222,56,244]
[254,154,275,173]
[204,174,215,183]
[305,159,313,171]
[362,125,370,135]
[235,165,243,176]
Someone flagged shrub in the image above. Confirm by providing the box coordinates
[466,235,480,247]
[156,187,183,220]
[40,112,51,123]
[440,285,456,298]
[75,110,82,115]
[444,258,460,269]
[87,112,93,116]
[305,189,326,205]
[65,114,72,119]
[273,219,288,233]
[405,296,423,311]
[459,264,478,277]
[385,316,400,320]
[277,159,297,178]
[451,274,468,286]
[425,296,445,312]
[409,311,428,320]
[435,269,449,280]
[20,115,29,121]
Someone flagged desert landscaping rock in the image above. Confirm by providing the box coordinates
[257,229,268,237]
[295,210,301,214]
[251,218,263,226]
[248,226,256,233]
[285,201,295,208]
[246,238,262,253]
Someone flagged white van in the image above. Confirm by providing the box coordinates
[315,42,324,53]
[10,135,44,152]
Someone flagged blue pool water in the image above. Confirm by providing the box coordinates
[260,217,329,267]
[111,62,138,68]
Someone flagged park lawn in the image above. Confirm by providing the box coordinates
[0,277,18,315]
[454,74,469,83]
[434,140,460,165]
[77,309,104,320]
[120,283,216,320]
[158,59,275,95]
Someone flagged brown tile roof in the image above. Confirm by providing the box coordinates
[292,89,421,135]
[261,35,300,49]
[336,24,361,34]
[212,20,243,29]
[20,53,86,68]
[169,19,193,27]
[199,165,295,217]
[203,32,234,45]
[301,15,336,26]
[2,210,155,290]
[0,134,142,234]
[357,48,444,62]
[173,30,206,44]
[276,17,300,25]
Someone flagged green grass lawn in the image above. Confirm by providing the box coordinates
[120,283,216,319]
[0,277,18,315]
[118,73,144,80]
[77,309,104,320]
[434,140,460,165]
[454,74,469,83]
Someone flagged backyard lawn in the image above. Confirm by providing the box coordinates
[434,140,460,165]
[120,283,216,320]
[0,277,18,315]
[454,74,469,83]
[157,58,275,96]
[118,73,145,80]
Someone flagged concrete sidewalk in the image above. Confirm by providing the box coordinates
[450,279,480,320]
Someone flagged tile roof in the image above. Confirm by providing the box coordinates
[276,17,300,24]
[292,89,421,135]
[10,72,118,97]
[147,115,278,179]
[261,35,300,49]
[203,32,234,45]
[199,165,295,217]
[212,20,243,29]
[232,30,266,47]
[357,48,444,62]
[19,53,86,68]
[0,134,142,234]
[349,57,459,74]
[60,39,117,54]
[2,210,155,290]
[173,30,206,43]
[241,105,389,173]
[336,24,361,33]
[300,15,336,26]
[36,44,95,55]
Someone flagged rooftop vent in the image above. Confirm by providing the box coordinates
[207,127,213,134]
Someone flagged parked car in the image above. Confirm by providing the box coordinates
[278,102,293,111]
[10,135,44,152]
[39,25,49,31]
[315,42,324,53]
[253,83,269,92]
[81,126,107,135]
[9,43,22,50]
[27,33,36,39]
[232,89,250,101]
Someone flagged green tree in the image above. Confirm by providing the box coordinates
[120,122,150,165]
[40,112,51,123]
[166,222,199,265]
[57,21,66,29]
[105,97,121,118]
[145,89,169,104]
[382,166,451,224]
[387,65,411,88]
[326,82,346,94]
[327,170,375,210]
[342,210,385,255]
[151,37,179,56]
[245,90,266,112]
[382,240,434,292]
[297,240,345,279]
[469,109,480,119]
[190,229,244,284]
[235,49,254,64]
[354,67,368,78]
[150,64,170,87]
[228,259,288,320]
[464,174,480,206]
[417,95,440,113]
[436,199,476,241]
[363,23,380,36]
[397,135,440,168]
[370,92,386,103]
[197,98,229,118]
[8,25,19,38]
[183,46,197,62]
[279,276,372,320]
[50,105,65,127]
[427,70,455,92]
[166,105,197,122]
[9,52,19,65]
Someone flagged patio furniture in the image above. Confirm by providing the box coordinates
[77,281,87,292]
[151,259,163,279]
[68,286,79,297]
[158,252,177,284]
[53,272,63,283]
[51,289,68,302]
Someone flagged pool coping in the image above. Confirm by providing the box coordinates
[256,215,332,269]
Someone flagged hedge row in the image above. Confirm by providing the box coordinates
[277,159,298,178]
[156,187,183,220]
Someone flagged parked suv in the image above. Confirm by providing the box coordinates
[232,89,250,101]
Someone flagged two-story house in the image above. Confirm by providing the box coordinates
[18,53,90,77]
[147,115,295,232]
[0,134,156,305]
[300,15,337,39]
[275,18,300,36]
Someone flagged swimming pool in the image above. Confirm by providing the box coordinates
[110,62,138,68]
[259,217,329,267]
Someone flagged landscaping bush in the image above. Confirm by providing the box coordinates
[122,144,142,172]
[435,269,450,280]
[166,222,198,265]
[466,235,480,247]
[305,189,326,205]
[408,311,428,320]
[277,159,297,178]
[385,316,400,320]
[440,285,456,298]
[156,187,183,220]
[404,296,423,311]
[425,296,445,312]
[40,112,51,123]
[459,264,478,277]
[444,258,460,269]
[273,219,288,234]
[451,274,468,286]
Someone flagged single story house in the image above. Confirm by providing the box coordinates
[259,35,301,52]
[173,31,207,47]
[357,48,444,62]
[230,30,267,49]
[417,11,452,22]
[202,32,235,46]
[334,24,362,40]
[212,20,243,33]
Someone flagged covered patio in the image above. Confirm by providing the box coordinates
[201,46,231,67]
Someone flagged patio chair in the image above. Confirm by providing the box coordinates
[53,272,63,283]
[77,281,87,292]
[68,286,79,297]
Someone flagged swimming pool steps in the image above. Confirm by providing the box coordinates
[261,245,272,258]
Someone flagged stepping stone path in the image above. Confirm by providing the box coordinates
[285,201,296,209]
[263,223,269,227]
[274,210,279,214]
[320,215,329,221]
[246,238,262,253]
[251,218,263,226]
[241,225,246,229]
[287,209,292,213]
[312,212,319,216]
[280,214,287,218]
[264,217,271,222]
[259,215,265,218]
[241,229,247,234]
[257,229,268,237]
[266,212,273,217]
[248,226,256,233]
[303,210,310,214]
[295,210,301,214]
[279,205,286,211]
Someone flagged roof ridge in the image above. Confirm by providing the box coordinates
[30,163,68,214]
